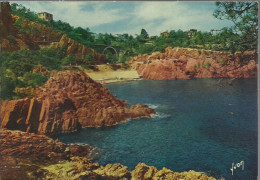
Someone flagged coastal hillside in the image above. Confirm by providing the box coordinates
[130,47,257,80]
[0,70,155,134]
[0,2,107,100]
[0,3,106,64]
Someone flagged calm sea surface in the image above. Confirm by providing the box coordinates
[52,79,258,179]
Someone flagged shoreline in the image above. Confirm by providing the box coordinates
[0,128,217,180]
[84,64,142,84]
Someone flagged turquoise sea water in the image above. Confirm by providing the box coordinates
[52,79,258,179]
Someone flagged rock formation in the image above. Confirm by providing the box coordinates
[130,47,257,80]
[0,129,217,180]
[56,35,106,64]
[0,70,156,134]
[0,2,14,36]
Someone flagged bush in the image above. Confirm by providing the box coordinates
[216,58,227,66]
[0,47,65,99]
[0,75,17,99]
[81,64,91,69]
[85,53,94,64]
[203,62,211,68]
[14,86,34,98]
[105,51,118,64]
[62,55,76,66]
[23,72,48,87]
[6,35,17,44]
[119,55,130,63]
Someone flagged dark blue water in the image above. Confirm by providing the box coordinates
[52,79,258,180]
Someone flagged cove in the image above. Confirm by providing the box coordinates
[52,79,257,180]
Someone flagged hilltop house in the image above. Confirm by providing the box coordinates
[160,32,169,38]
[38,12,53,22]
[184,29,197,38]
[210,29,222,36]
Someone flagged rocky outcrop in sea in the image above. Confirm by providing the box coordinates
[0,70,156,134]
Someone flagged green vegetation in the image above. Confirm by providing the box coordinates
[85,54,95,65]
[62,55,76,66]
[216,58,228,66]
[202,62,211,68]
[0,47,66,99]
[105,51,117,64]
[119,55,130,64]
[191,62,212,72]
[6,35,17,44]
[214,2,258,53]
[11,3,94,48]
[194,62,201,69]
[23,72,48,87]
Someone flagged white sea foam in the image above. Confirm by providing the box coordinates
[151,112,171,119]
[147,104,159,109]
[68,142,89,146]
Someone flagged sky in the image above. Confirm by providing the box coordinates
[17,1,234,36]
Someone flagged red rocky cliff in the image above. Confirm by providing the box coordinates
[131,47,257,80]
[56,35,106,64]
[0,71,155,134]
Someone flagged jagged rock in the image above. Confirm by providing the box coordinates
[172,170,216,180]
[131,163,158,180]
[0,129,95,179]
[0,70,156,134]
[137,60,188,80]
[0,129,92,158]
[131,163,216,180]
[131,47,257,80]
[94,163,131,179]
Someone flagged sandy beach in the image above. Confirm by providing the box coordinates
[84,64,141,84]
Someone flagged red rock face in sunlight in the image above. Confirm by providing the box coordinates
[130,47,257,80]
[0,71,156,134]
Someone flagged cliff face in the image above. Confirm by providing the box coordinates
[0,129,217,180]
[131,47,257,80]
[0,70,155,134]
[56,35,106,64]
